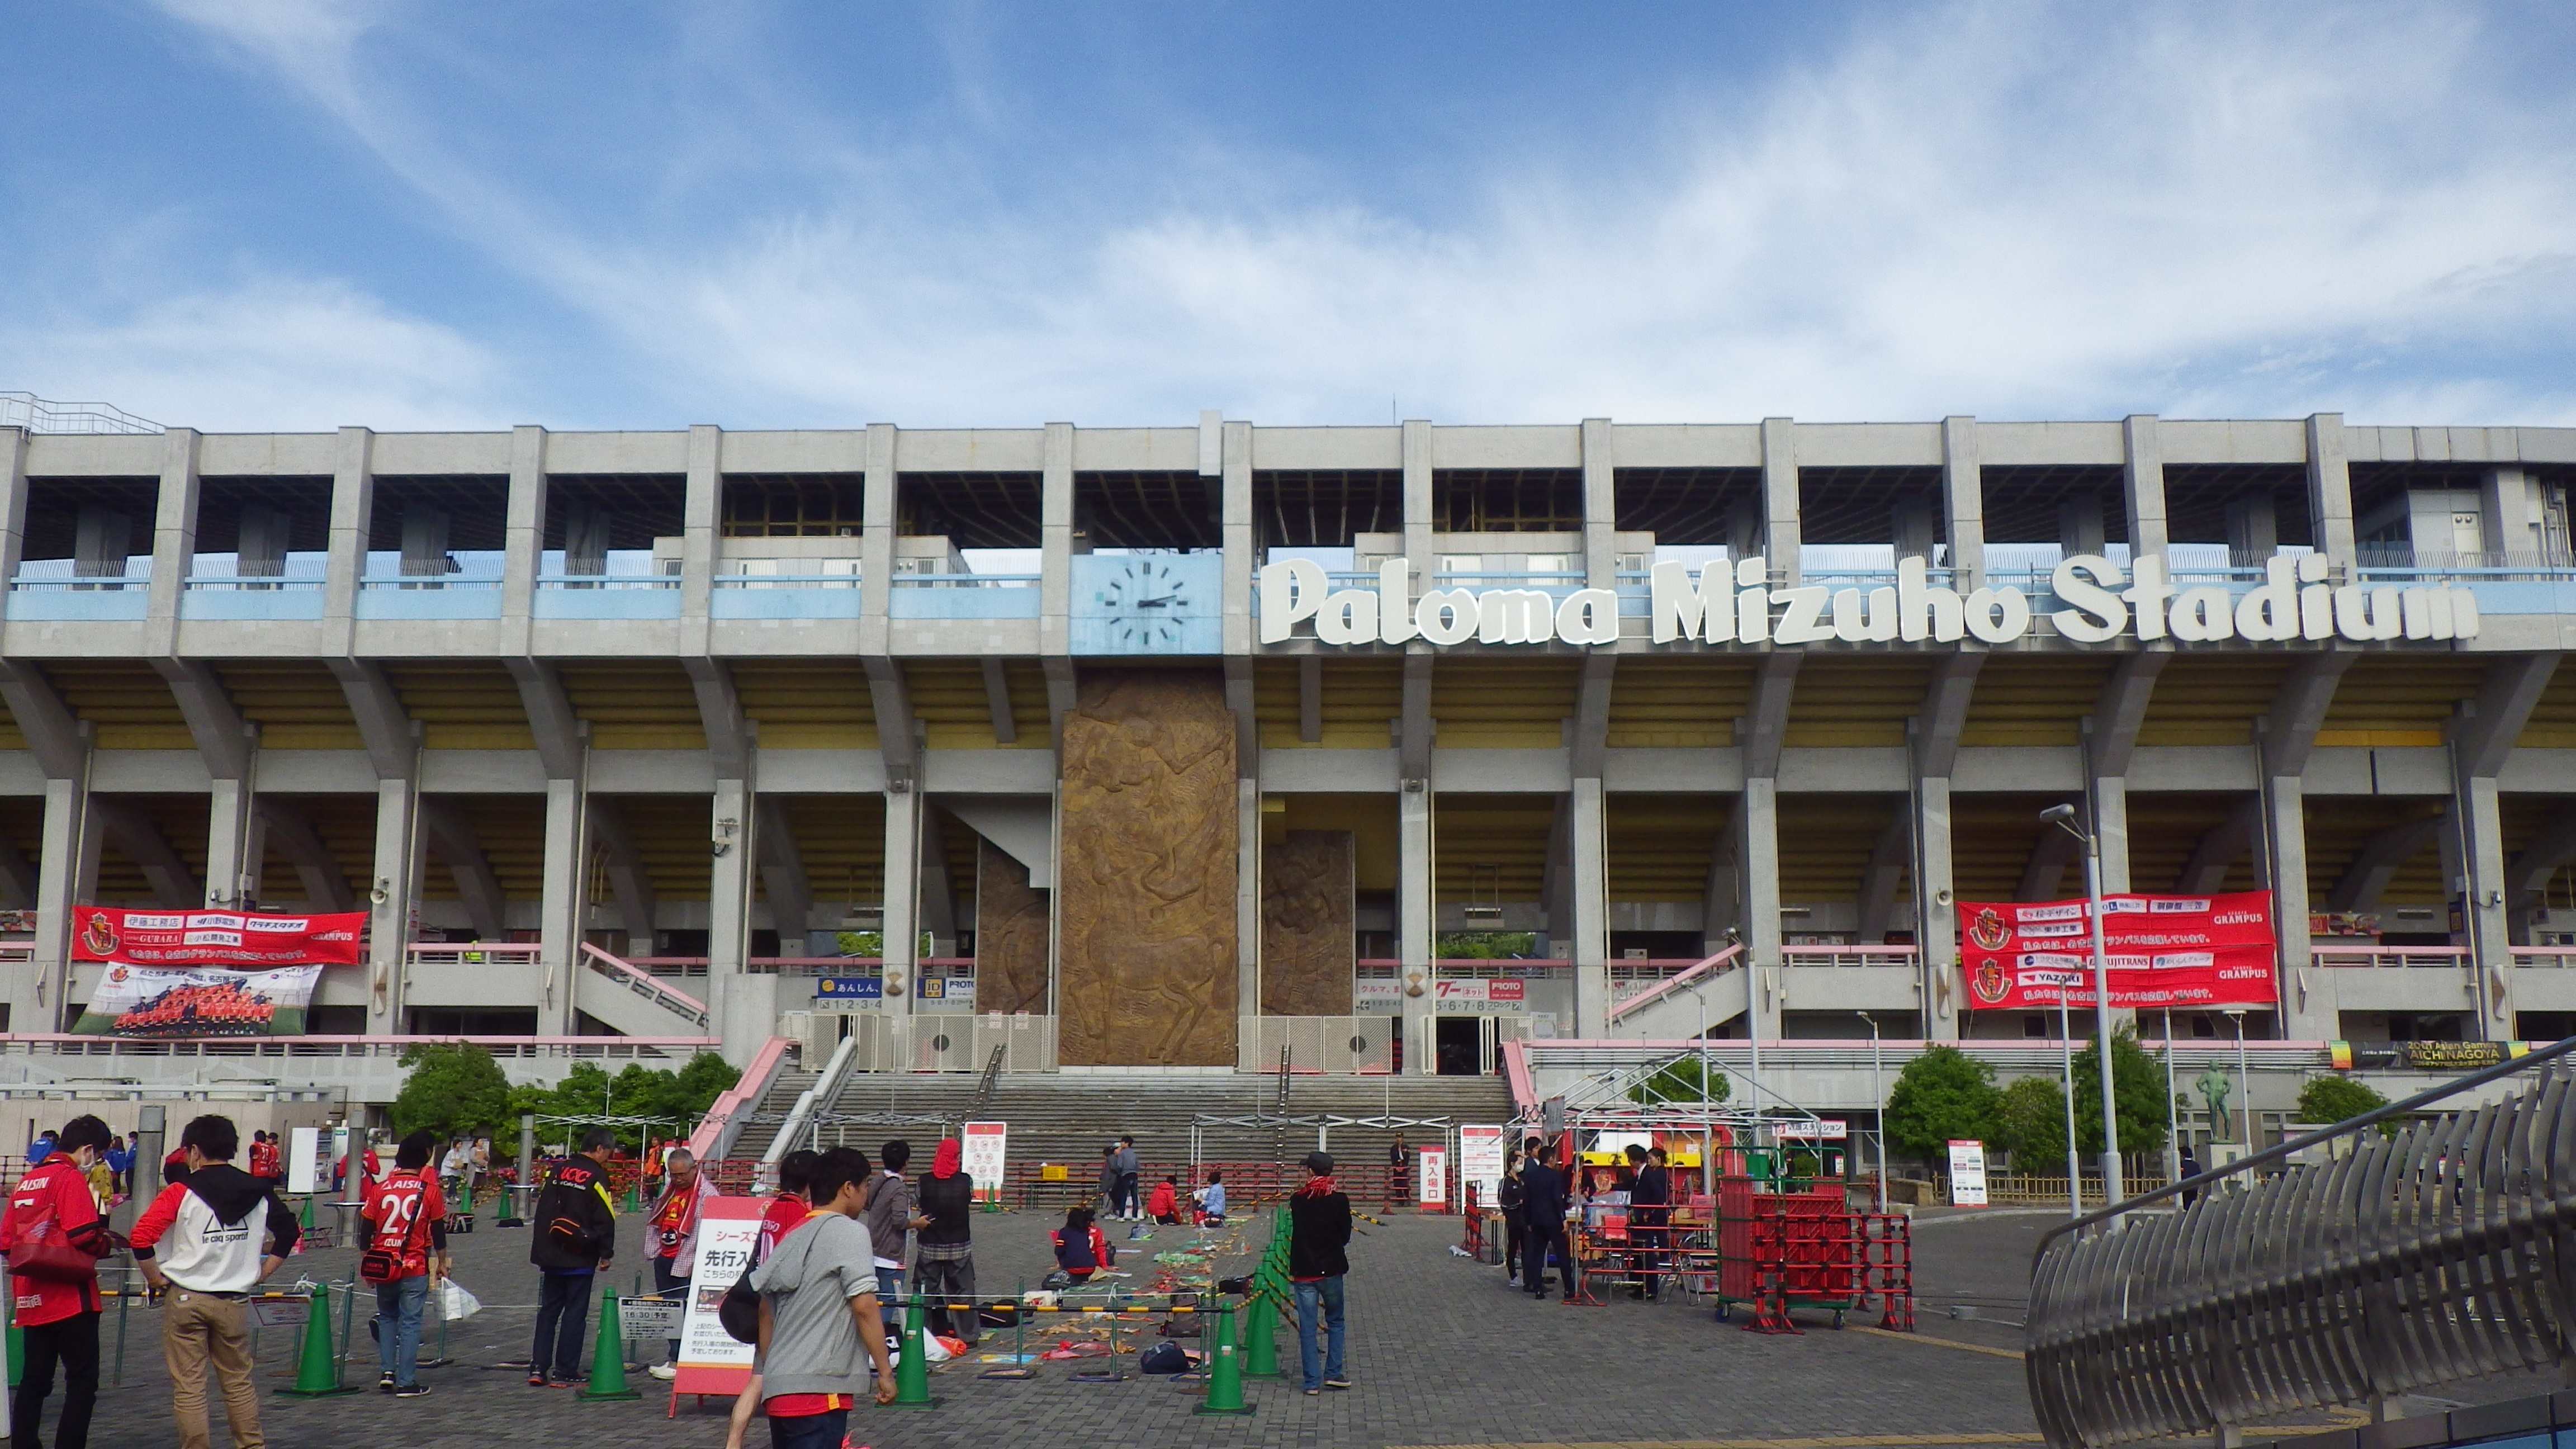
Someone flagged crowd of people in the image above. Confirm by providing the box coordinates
[1495,1135,1674,1301]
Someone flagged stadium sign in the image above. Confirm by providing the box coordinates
[1256,555,2480,648]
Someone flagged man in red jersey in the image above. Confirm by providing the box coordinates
[361,1130,451,1397]
[2,1114,115,1449]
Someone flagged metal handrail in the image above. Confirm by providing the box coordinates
[1604,945,1741,1022]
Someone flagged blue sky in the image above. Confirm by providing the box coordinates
[7,1,2576,432]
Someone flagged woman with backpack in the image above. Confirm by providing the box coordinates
[1050,1206,1114,1284]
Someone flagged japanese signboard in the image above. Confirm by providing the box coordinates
[1957,891,2278,1011]
[72,907,364,968]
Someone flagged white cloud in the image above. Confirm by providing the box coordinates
[0,278,505,432]
[136,1,2576,428]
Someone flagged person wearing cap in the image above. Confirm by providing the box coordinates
[1286,1151,1353,1395]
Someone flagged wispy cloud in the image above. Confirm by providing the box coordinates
[77,1,2576,429]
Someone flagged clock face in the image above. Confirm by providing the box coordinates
[1097,558,1195,648]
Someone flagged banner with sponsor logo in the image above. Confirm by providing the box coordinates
[71,907,364,968]
[1956,891,2277,1010]
[72,963,324,1037]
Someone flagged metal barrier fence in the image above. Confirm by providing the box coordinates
[2026,1034,2576,1449]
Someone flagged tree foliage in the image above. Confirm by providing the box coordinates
[501,1052,741,1152]
[390,1042,517,1142]
[2298,1075,2397,1137]
[2069,1029,2172,1156]
[1993,1074,2070,1168]
[1628,1055,1731,1107]
[1434,932,1538,959]
[1884,1045,2000,1158]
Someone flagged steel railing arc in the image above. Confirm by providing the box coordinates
[2025,1033,2576,1449]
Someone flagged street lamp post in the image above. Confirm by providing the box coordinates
[2042,803,2125,1210]
[2162,1007,2181,1187]
[1860,1011,1886,1213]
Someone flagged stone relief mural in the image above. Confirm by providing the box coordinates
[1057,670,1239,1066]
[1262,830,1353,1016]
[974,837,1050,1015]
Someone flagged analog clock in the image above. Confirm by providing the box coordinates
[1095,557,1197,650]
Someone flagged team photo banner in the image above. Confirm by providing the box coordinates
[1957,891,2278,1011]
[72,907,364,968]
[72,963,324,1038]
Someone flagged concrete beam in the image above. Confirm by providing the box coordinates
[321,426,373,650]
[1854,812,1910,944]
[682,657,752,778]
[756,794,813,945]
[679,424,720,653]
[1298,656,1323,744]
[2122,415,2168,558]
[2507,807,2576,908]
[1762,417,1801,586]
[2450,653,2561,780]
[979,659,1018,746]
[1400,652,1433,784]
[2328,813,2445,911]
[92,799,198,909]
[420,799,508,940]
[586,797,659,945]
[2257,652,2356,779]
[1942,416,1985,591]
[505,659,584,780]
[329,659,418,780]
[863,657,918,785]
[0,664,88,780]
[144,428,201,656]
[0,425,26,590]
[2018,825,2080,903]
[2305,413,2357,567]
[0,828,37,908]
[1740,652,1801,779]
[498,424,547,651]
[1913,655,1982,780]
[1569,652,1614,779]
[255,797,356,912]
[2178,797,2263,893]
[2085,651,2168,780]
[153,660,255,781]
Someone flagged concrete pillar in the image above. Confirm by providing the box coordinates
[707,775,768,1058]
[366,775,421,1035]
[1040,424,1074,657]
[1761,418,1800,586]
[538,773,586,1034]
[1568,777,1610,1039]
[2305,414,2357,569]
[144,428,201,657]
[1942,418,1983,590]
[0,425,27,590]
[322,426,373,654]
[1398,780,1434,1071]
[2456,774,2514,1039]
[2261,776,2323,1039]
[1220,417,1253,654]
[2481,467,2539,558]
[1401,421,1433,585]
[27,776,98,1034]
[1580,418,1615,590]
[2090,781,2132,895]
[859,424,897,655]
[1736,778,1784,1039]
[679,424,721,654]
[499,425,548,654]
[1914,776,1959,1040]
[1236,774,1262,1070]
[2122,416,2168,560]
[881,784,922,1018]
[203,777,261,908]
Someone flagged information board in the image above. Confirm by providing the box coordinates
[669,1196,764,1403]
[287,1126,321,1195]
[1957,891,2278,1010]
[1458,1125,1506,1208]
[962,1121,1008,1205]
[1947,1140,1989,1208]
[1418,1146,1448,1208]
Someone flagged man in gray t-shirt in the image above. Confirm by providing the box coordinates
[752,1146,897,1442]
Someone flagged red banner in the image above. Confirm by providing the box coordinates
[71,907,364,968]
[1957,891,2277,1010]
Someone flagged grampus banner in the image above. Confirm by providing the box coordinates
[1955,891,2278,1011]
[71,907,364,968]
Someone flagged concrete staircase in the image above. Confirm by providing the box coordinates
[724,1067,819,1163]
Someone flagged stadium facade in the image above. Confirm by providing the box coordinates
[3,411,2574,1081]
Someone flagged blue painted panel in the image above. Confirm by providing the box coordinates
[1070,553,1223,655]
[353,589,503,621]
[712,589,865,620]
[532,589,683,620]
[2465,580,2576,615]
[7,591,149,622]
[888,588,1040,619]
[179,590,325,621]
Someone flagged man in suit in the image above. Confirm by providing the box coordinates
[1518,1137,1574,1303]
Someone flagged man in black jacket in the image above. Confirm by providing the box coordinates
[1627,1143,1670,1300]
[1286,1152,1352,1395]
[1518,1137,1574,1302]
[526,1128,619,1386]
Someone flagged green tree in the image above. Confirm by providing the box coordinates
[1993,1074,2070,1169]
[390,1042,516,1142]
[1434,932,1538,959]
[2297,1075,2397,1137]
[1883,1045,2001,1159]
[1628,1055,1731,1107]
[2068,1029,2171,1156]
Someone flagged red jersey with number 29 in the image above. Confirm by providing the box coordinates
[361,1171,446,1280]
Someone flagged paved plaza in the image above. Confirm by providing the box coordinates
[29,1199,2520,1449]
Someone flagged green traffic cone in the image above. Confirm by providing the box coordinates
[1194,1303,1254,1416]
[577,1289,641,1400]
[275,1288,358,1396]
[883,1290,935,1408]
[1239,1290,1285,1379]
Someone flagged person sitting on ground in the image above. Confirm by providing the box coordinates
[1051,1205,1114,1284]
[1146,1175,1180,1224]
[1194,1171,1228,1225]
